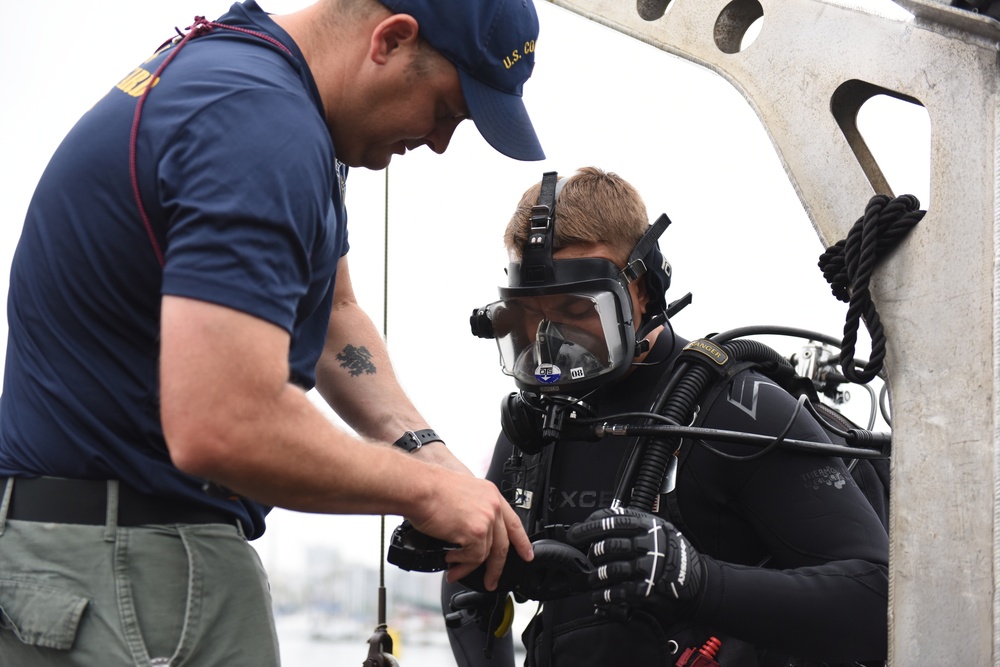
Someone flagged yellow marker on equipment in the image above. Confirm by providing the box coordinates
[494,594,515,638]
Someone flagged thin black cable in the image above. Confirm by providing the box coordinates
[380,168,389,596]
[695,394,809,462]
[371,167,389,658]
[818,194,924,383]
[574,410,680,427]
[712,324,888,429]
[361,150,392,667]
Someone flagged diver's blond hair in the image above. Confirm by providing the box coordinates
[505,167,650,266]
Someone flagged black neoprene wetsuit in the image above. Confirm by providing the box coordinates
[443,328,889,667]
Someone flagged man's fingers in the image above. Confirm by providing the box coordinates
[483,496,535,590]
[411,477,535,590]
[501,500,534,562]
[442,533,491,583]
[445,559,479,583]
[479,514,508,591]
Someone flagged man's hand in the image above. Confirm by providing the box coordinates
[567,507,705,615]
[408,469,532,592]
[407,444,532,588]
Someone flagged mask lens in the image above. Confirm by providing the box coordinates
[488,291,627,388]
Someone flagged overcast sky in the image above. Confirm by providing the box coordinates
[1,0,925,574]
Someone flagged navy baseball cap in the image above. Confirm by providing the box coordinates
[379,0,545,161]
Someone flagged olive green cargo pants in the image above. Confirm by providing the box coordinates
[0,479,280,666]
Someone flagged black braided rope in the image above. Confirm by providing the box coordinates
[818,194,925,384]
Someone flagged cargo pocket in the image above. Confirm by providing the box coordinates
[0,579,89,650]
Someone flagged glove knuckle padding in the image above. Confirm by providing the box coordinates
[606,561,636,582]
[590,537,633,561]
[567,519,605,544]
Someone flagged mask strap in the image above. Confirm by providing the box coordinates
[529,172,559,237]
[621,213,672,284]
[520,172,560,286]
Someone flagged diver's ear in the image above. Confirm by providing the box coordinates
[632,277,649,322]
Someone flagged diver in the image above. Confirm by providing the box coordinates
[444,167,889,666]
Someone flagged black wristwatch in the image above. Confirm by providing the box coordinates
[392,429,445,453]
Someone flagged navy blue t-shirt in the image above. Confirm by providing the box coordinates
[0,1,347,539]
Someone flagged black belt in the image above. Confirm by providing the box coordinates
[4,476,236,527]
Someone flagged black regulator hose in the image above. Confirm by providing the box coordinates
[716,338,797,385]
[625,338,795,512]
[626,362,711,511]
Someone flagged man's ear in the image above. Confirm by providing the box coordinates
[368,14,419,65]
[633,277,649,319]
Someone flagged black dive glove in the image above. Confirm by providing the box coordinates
[567,507,706,615]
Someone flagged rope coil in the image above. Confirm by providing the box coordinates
[818,194,925,384]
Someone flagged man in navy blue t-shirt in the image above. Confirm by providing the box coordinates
[0,0,542,663]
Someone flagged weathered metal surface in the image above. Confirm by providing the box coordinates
[541,0,1000,663]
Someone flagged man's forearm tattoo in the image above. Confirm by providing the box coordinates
[337,344,377,377]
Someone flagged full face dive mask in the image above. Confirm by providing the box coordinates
[470,171,673,396]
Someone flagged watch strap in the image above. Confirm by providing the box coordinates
[392,429,445,453]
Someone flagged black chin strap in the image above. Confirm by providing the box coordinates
[634,314,668,356]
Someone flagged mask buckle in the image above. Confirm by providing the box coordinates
[620,258,647,285]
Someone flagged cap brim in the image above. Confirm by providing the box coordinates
[459,70,545,162]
